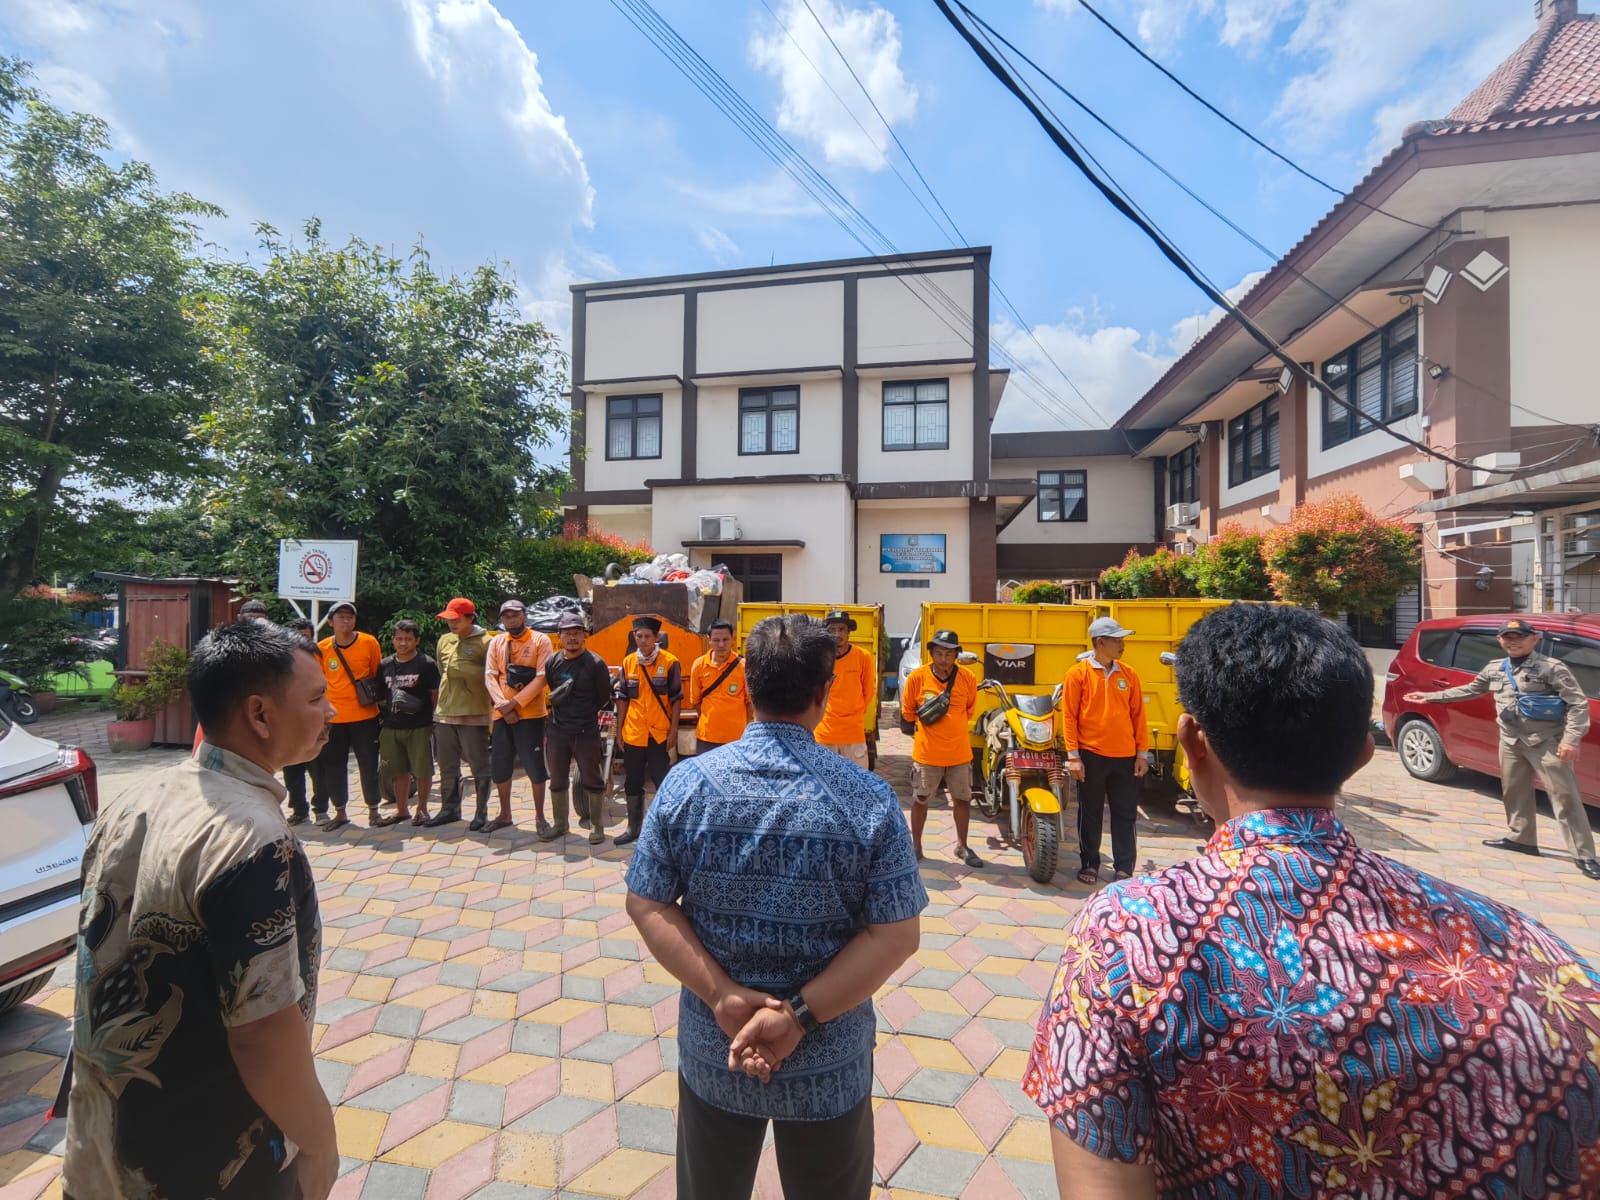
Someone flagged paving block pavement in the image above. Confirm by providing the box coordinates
[1,709,1597,1198]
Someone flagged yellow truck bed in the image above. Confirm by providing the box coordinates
[736,603,884,737]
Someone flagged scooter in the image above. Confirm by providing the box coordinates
[973,678,1065,884]
[0,668,39,725]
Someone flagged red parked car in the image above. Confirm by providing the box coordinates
[1382,612,1600,802]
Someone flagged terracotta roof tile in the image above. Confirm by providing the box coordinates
[1436,9,1600,134]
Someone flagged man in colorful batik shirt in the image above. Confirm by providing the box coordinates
[1025,602,1600,1199]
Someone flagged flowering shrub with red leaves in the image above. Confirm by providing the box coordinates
[1099,546,1200,598]
[1191,523,1274,601]
[1261,494,1420,619]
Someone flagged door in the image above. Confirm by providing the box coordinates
[718,554,783,603]
[1436,628,1505,774]
[1544,631,1600,803]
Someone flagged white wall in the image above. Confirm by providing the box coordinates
[651,482,855,603]
[857,369,975,484]
[1308,395,1425,477]
[856,500,972,639]
[698,282,845,374]
[996,456,1154,545]
[583,386,681,491]
[858,270,975,364]
[583,294,683,382]
[582,506,652,548]
[695,378,843,474]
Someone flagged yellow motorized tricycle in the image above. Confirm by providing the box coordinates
[973,678,1065,884]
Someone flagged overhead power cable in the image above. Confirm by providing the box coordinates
[936,0,1589,477]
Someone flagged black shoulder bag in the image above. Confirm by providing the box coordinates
[334,639,383,707]
[701,655,742,701]
[900,667,957,736]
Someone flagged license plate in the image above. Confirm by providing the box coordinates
[1010,750,1057,770]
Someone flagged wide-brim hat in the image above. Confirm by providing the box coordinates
[927,629,962,651]
[823,609,857,631]
[631,615,663,633]
[1088,616,1134,639]
[437,597,475,619]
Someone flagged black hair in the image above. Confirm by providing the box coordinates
[393,619,421,637]
[709,620,734,634]
[1175,604,1372,795]
[744,615,834,717]
[188,620,319,730]
[238,599,269,616]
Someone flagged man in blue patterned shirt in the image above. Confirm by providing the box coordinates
[626,614,926,1200]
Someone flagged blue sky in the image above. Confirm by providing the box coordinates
[0,0,1539,440]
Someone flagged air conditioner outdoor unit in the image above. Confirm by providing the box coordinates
[1164,501,1199,529]
[699,515,741,542]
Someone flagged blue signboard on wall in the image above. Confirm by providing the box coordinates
[880,534,946,574]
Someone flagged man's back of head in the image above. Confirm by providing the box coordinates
[744,615,834,720]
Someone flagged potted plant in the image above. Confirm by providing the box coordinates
[106,640,188,752]
[24,676,58,716]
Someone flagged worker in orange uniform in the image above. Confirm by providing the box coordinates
[485,599,555,836]
[613,615,681,846]
[686,620,750,754]
[316,600,384,832]
[901,629,983,867]
[814,609,877,769]
[1060,616,1150,886]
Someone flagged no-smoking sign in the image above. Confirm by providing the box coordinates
[277,539,358,601]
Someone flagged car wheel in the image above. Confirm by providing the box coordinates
[1397,719,1457,783]
[0,974,50,1015]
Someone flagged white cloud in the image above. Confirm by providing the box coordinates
[670,170,821,219]
[0,0,593,335]
[697,226,742,263]
[991,270,1265,432]
[749,0,918,171]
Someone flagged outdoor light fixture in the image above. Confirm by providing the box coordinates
[1276,365,1295,395]
[1423,265,1452,304]
[1427,363,1449,381]
[1475,564,1496,591]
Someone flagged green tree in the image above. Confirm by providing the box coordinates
[1262,494,1421,619]
[1190,523,1274,600]
[196,222,569,626]
[1098,547,1200,598]
[0,60,218,594]
[1012,579,1067,604]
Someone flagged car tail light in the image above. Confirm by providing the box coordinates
[0,747,98,820]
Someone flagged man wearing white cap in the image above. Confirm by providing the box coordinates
[1061,616,1150,885]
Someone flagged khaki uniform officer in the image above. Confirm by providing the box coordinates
[1406,616,1597,880]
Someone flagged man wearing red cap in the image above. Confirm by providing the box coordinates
[427,598,494,829]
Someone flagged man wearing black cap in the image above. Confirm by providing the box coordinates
[1405,617,1597,879]
[814,610,876,770]
[543,611,614,845]
[901,629,983,867]
[485,599,554,835]
[614,615,682,846]
[315,600,382,831]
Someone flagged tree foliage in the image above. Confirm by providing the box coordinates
[1262,494,1421,619]
[0,59,217,594]
[1011,579,1067,605]
[1099,547,1200,598]
[1190,524,1274,601]
[498,532,655,606]
[195,222,570,627]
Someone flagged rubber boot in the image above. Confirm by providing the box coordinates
[574,787,591,829]
[423,776,462,827]
[540,790,570,842]
[468,776,492,832]
[584,789,605,845]
[613,794,644,846]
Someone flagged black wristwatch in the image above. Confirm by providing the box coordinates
[787,993,819,1035]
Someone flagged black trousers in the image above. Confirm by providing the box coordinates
[545,725,605,794]
[676,1075,873,1200]
[621,738,670,796]
[284,757,325,819]
[318,717,380,810]
[1077,748,1139,875]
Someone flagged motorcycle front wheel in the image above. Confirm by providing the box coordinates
[1020,806,1058,884]
[9,697,38,725]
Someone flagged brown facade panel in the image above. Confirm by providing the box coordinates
[969,499,997,602]
[997,543,1155,578]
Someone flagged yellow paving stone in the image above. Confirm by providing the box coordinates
[979,996,1040,1022]
[312,1022,328,1046]
[406,905,455,920]
[29,1061,64,1099]
[524,951,562,974]
[455,947,509,966]
[606,1004,657,1037]
[973,956,1025,976]
[361,899,397,917]
[641,962,678,986]
[889,1192,950,1200]
[501,884,533,900]
[986,1048,1029,1081]
[383,1120,492,1168]
[573,867,612,881]
[623,1071,679,1108]
[408,938,449,962]
[334,1106,387,1162]
[903,986,967,1016]
[970,923,1024,942]
[497,915,548,933]
[326,868,359,883]
[570,957,628,979]
[408,1040,461,1078]
[0,1050,56,1077]
[472,990,517,1020]
[527,997,598,1025]
[319,1033,410,1065]
[594,893,626,908]
[564,920,599,940]
[966,894,1009,910]
[33,988,75,1017]
[901,1034,973,1074]
[344,932,407,952]
[909,948,961,973]
[456,909,494,929]
[0,1149,60,1179]
[391,984,466,1010]
[464,1052,553,1085]
[567,1148,674,1198]
[498,1132,558,1188]
[1026,928,1065,949]
[996,1118,1052,1163]
[322,929,347,948]
[920,916,958,937]
[894,1100,986,1153]
[347,975,394,1003]
[561,1059,613,1100]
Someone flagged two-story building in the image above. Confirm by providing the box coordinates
[1119,0,1600,626]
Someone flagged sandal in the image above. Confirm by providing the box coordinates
[485,816,514,832]
[321,814,350,832]
[1114,870,1133,881]
[411,812,429,827]
[369,810,403,829]
[1076,868,1099,885]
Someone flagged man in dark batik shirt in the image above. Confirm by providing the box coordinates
[65,621,338,1200]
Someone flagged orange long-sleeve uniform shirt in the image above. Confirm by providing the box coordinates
[319,632,383,724]
[1059,657,1149,759]
[687,651,749,744]
[485,628,554,721]
[900,663,978,768]
[815,643,876,745]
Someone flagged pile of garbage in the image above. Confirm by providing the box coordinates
[524,594,587,634]
[605,554,731,629]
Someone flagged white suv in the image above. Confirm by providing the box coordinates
[0,712,97,1012]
